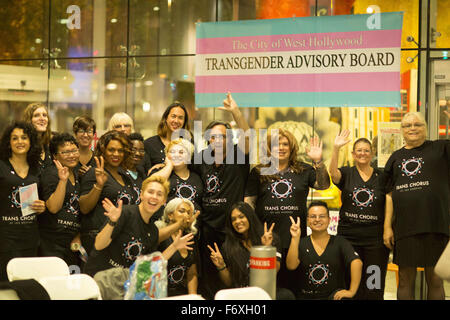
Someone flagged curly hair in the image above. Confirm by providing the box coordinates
[0,121,42,168]
[22,102,52,147]
[94,130,132,169]
[256,128,306,183]
[49,133,79,158]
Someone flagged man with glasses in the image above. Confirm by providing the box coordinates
[286,201,362,300]
[191,92,251,300]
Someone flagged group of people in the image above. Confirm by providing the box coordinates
[0,95,448,300]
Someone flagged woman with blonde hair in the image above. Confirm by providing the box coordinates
[155,197,200,296]
[107,112,134,136]
[84,175,196,277]
[22,102,53,171]
[244,127,330,293]
[150,138,203,221]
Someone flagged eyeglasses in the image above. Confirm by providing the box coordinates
[58,149,79,156]
[77,129,94,135]
[401,122,425,129]
[308,215,328,220]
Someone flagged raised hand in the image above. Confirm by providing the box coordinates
[172,230,194,251]
[207,242,225,269]
[306,136,323,163]
[261,222,275,246]
[334,129,351,149]
[54,160,69,181]
[219,92,238,113]
[94,156,108,187]
[289,216,301,239]
[102,198,122,223]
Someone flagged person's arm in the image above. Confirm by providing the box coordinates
[333,258,363,300]
[45,160,69,214]
[158,211,200,244]
[286,216,301,270]
[208,242,233,287]
[79,156,108,214]
[307,137,330,190]
[94,199,122,251]
[187,264,198,294]
[149,157,174,180]
[244,196,257,210]
[219,92,250,154]
[383,192,395,250]
[329,130,351,185]
[161,231,194,261]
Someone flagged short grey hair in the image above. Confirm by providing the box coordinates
[154,197,198,235]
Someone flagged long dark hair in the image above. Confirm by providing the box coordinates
[0,121,42,168]
[222,202,265,287]
[156,102,191,138]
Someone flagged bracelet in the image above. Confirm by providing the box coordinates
[217,264,227,271]
[107,218,117,227]
[312,160,323,168]
[93,184,103,191]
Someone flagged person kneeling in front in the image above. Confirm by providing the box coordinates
[286,201,363,300]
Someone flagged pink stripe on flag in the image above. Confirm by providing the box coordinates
[196,30,402,54]
[195,72,400,93]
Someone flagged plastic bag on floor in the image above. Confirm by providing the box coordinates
[124,252,167,300]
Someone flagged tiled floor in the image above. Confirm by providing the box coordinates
[383,267,450,300]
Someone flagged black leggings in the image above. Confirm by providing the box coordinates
[352,245,390,300]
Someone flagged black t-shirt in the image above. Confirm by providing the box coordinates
[39,146,53,173]
[158,235,199,296]
[74,154,96,176]
[84,205,159,277]
[336,166,386,247]
[125,168,145,205]
[297,235,360,300]
[245,165,316,249]
[144,135,166,167]
[0,160,41,253]
[191,144,249,231]
[222,234,282,288]
[38,164,81,246]
[79,167,139,235]
[382,140,450,240]
[152,170,205,222]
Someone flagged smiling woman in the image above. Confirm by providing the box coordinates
[0,121,46,281]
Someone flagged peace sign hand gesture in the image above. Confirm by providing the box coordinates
[306,136,323,163]
[94,156,108,187]
[334,129,351,149]
[261,222,275,246]
[289,216,301,239]
[54,160,69,182]
[207,242,225,269]
[102,198,122,223]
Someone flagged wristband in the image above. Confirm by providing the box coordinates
[93,184,103,191]
[107,218,117,227]
[217,264,227,271]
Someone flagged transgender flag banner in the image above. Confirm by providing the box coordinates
[195,12,403,108]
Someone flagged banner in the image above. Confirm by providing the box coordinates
[196,12,403,108]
